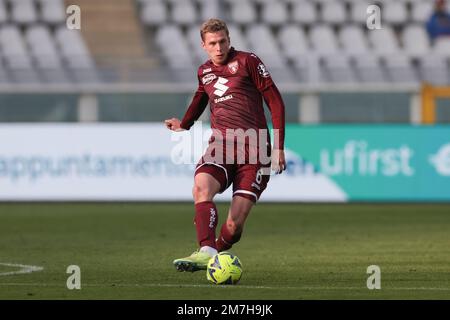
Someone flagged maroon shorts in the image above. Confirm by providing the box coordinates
[195,141,271,203]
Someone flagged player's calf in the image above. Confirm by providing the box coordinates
[216,222,242,252]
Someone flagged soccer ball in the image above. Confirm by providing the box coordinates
[206,252,243,285]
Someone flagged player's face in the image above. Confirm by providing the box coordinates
[202,31,230,66]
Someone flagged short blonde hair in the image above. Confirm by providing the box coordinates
[200,19,229,41]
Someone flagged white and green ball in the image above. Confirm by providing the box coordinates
[206,252,243,285]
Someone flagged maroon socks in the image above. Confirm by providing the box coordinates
[194,201,218,249]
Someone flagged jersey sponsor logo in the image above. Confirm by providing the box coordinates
[227,61,239,74]
[202,73,217,85]
[213,77,229,97]
[257,63,270,78]
[202,67,212,74]
[214,94,233,103]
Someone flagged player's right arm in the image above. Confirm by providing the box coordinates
[164,72,209,132]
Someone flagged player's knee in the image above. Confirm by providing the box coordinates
[192,184,213,202]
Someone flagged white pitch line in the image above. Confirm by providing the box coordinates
[0,282,449,291]
[0,263,44,277]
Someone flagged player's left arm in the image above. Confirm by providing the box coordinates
[262,85,286,174]
[246,54,286,174]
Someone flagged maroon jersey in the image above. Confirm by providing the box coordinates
[180,47,285,150]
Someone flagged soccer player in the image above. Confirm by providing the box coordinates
[165,19,286,272]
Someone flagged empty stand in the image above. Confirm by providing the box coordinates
[383,2,408,26]
[339,25,370,55]
[138,0,450,85]
[261,1,288,26]
[420,55,449,85]
[310,24,339,55]
[403,24,431,57]
[411,1,434,24]
[0,25,38,83]
[291,1,317,25]
[141,0,168,26]
[321,1,346,26]
[39,0,66,25]
[278,24,309,59]
[25,25,68,82]
[323,55,356,83]
[10,0,38,25]
[0,0,101,84]
[0,0,447,85]
[171,0,197,26]
[353,54,386,83]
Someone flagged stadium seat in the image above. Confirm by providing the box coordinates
[187,25,208,65]
[171,0,197,26]
[261,1,288,26]
[434,37,450,57]
[323,55,356,83]
[25,25,68,83]
[246,24,297,82]
[141,0,168,26]
[198,0,220,22]
[402,24,431,57]
[0,53,9,83]
[411,1,434,24]
[291,0,317,25]
[339,25,370,55]
[25,25,60,66]
[383,2,408,25]
[253,0,279,4]
[368,26,401,56]
[10,0,37,25]
[0,25,38,82]
[55,26,92,66]
[38,0,66,25]
[349,0,372,24]
[227,24,251,52]
[246,24,285,69]
[0,0,8,24]
[321,1,347,25]
[55,26,98,82]
[353,54,386,83]
[309,0,335,4]
[384,54,418,83]
[229,1,257,25]
[309,24,339,55]
[155,24,196,81]
[293,54,316,83]
[419,55,449,85]
[278,24,309,59]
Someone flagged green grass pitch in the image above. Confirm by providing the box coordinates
[0,203,449,299]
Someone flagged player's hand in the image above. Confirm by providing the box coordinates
[164,118,185,132]
[271,149,286,174]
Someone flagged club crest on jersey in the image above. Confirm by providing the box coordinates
[202,73,217,85]
[228,61,239,74]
